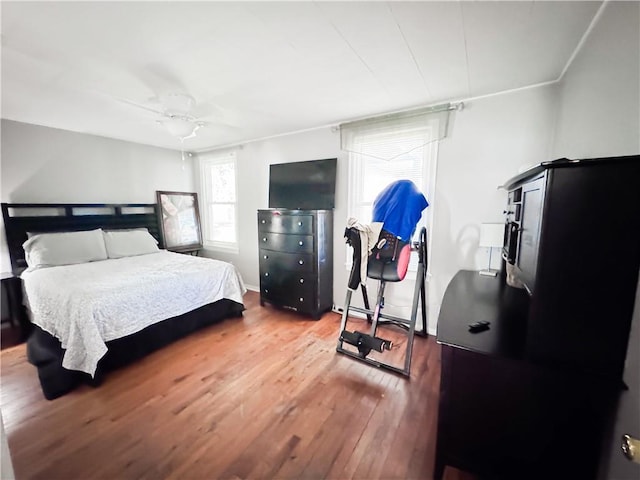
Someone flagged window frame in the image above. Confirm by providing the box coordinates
[346,131,438,275]
[198,151,239,254]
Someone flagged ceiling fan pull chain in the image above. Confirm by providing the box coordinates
[180,137,186,171]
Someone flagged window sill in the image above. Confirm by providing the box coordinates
[203,242,239,255]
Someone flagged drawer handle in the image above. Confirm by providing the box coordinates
[297,221,302,226]
[264,272,269,277]
[261,219,266,224]
[299,278,304,284]
[265,289,269,293]
[262,237,267,242]
[298,241,304,246]
[299,297,304,302]
[263,255,268,259]
[298,260,304,265]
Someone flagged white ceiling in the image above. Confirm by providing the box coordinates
[1,1,602,152]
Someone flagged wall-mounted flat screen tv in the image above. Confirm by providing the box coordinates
[269,158,337,210]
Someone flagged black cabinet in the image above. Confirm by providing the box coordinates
[257,209,333,319]
[435,271,617,480]
[502,155,640,382]
[435,155,640,479]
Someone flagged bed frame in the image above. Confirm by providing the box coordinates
[1,202,244,400]
[2,203,164,274]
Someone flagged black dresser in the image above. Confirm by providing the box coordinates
[257,209,333,319]
[435,271,619,480]
[435,155,640,479]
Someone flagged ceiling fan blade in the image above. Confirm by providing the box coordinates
[190,102,217,118]
[115,96,165,116]
[133,63,189,99]
[199,119,241,131]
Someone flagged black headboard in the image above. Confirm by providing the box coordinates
[1,203,163,274]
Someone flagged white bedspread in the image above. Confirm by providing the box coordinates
[21,251,246,377]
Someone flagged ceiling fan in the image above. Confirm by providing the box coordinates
[117,92,212,140]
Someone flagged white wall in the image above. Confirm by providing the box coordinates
[553,1,640,158]
[201,85,557,334]
[0,119,196,272]
[431,86,557,324]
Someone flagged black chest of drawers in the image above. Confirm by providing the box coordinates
[257,209,333,319]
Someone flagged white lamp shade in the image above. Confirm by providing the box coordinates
[163,117,197,139]
[479,223,504,248]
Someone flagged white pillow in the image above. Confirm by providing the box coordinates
[23,229,108,269]
[103,229,160,259]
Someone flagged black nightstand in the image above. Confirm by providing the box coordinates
[1,272,29,340]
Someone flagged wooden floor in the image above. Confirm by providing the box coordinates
[1,291,475,480]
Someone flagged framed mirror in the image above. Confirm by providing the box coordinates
[156,191,203,253]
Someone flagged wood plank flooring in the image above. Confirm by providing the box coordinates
[1,291,475,480]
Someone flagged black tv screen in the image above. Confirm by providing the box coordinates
[269,158,337,210]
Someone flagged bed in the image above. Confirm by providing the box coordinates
[2,203,246,399]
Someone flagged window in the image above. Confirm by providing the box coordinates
[343,105,452,271]
[348,129,438,243]
[199,151,238,251]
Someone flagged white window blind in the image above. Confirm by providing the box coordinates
[199,151,238,251]
[349,131,436,231]
[342,104,453,271]
[340,105,451,161]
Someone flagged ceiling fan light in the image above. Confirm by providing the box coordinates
[163,117,197,139]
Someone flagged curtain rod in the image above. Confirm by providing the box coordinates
[339,102,463,129]
[196,101,463,153]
